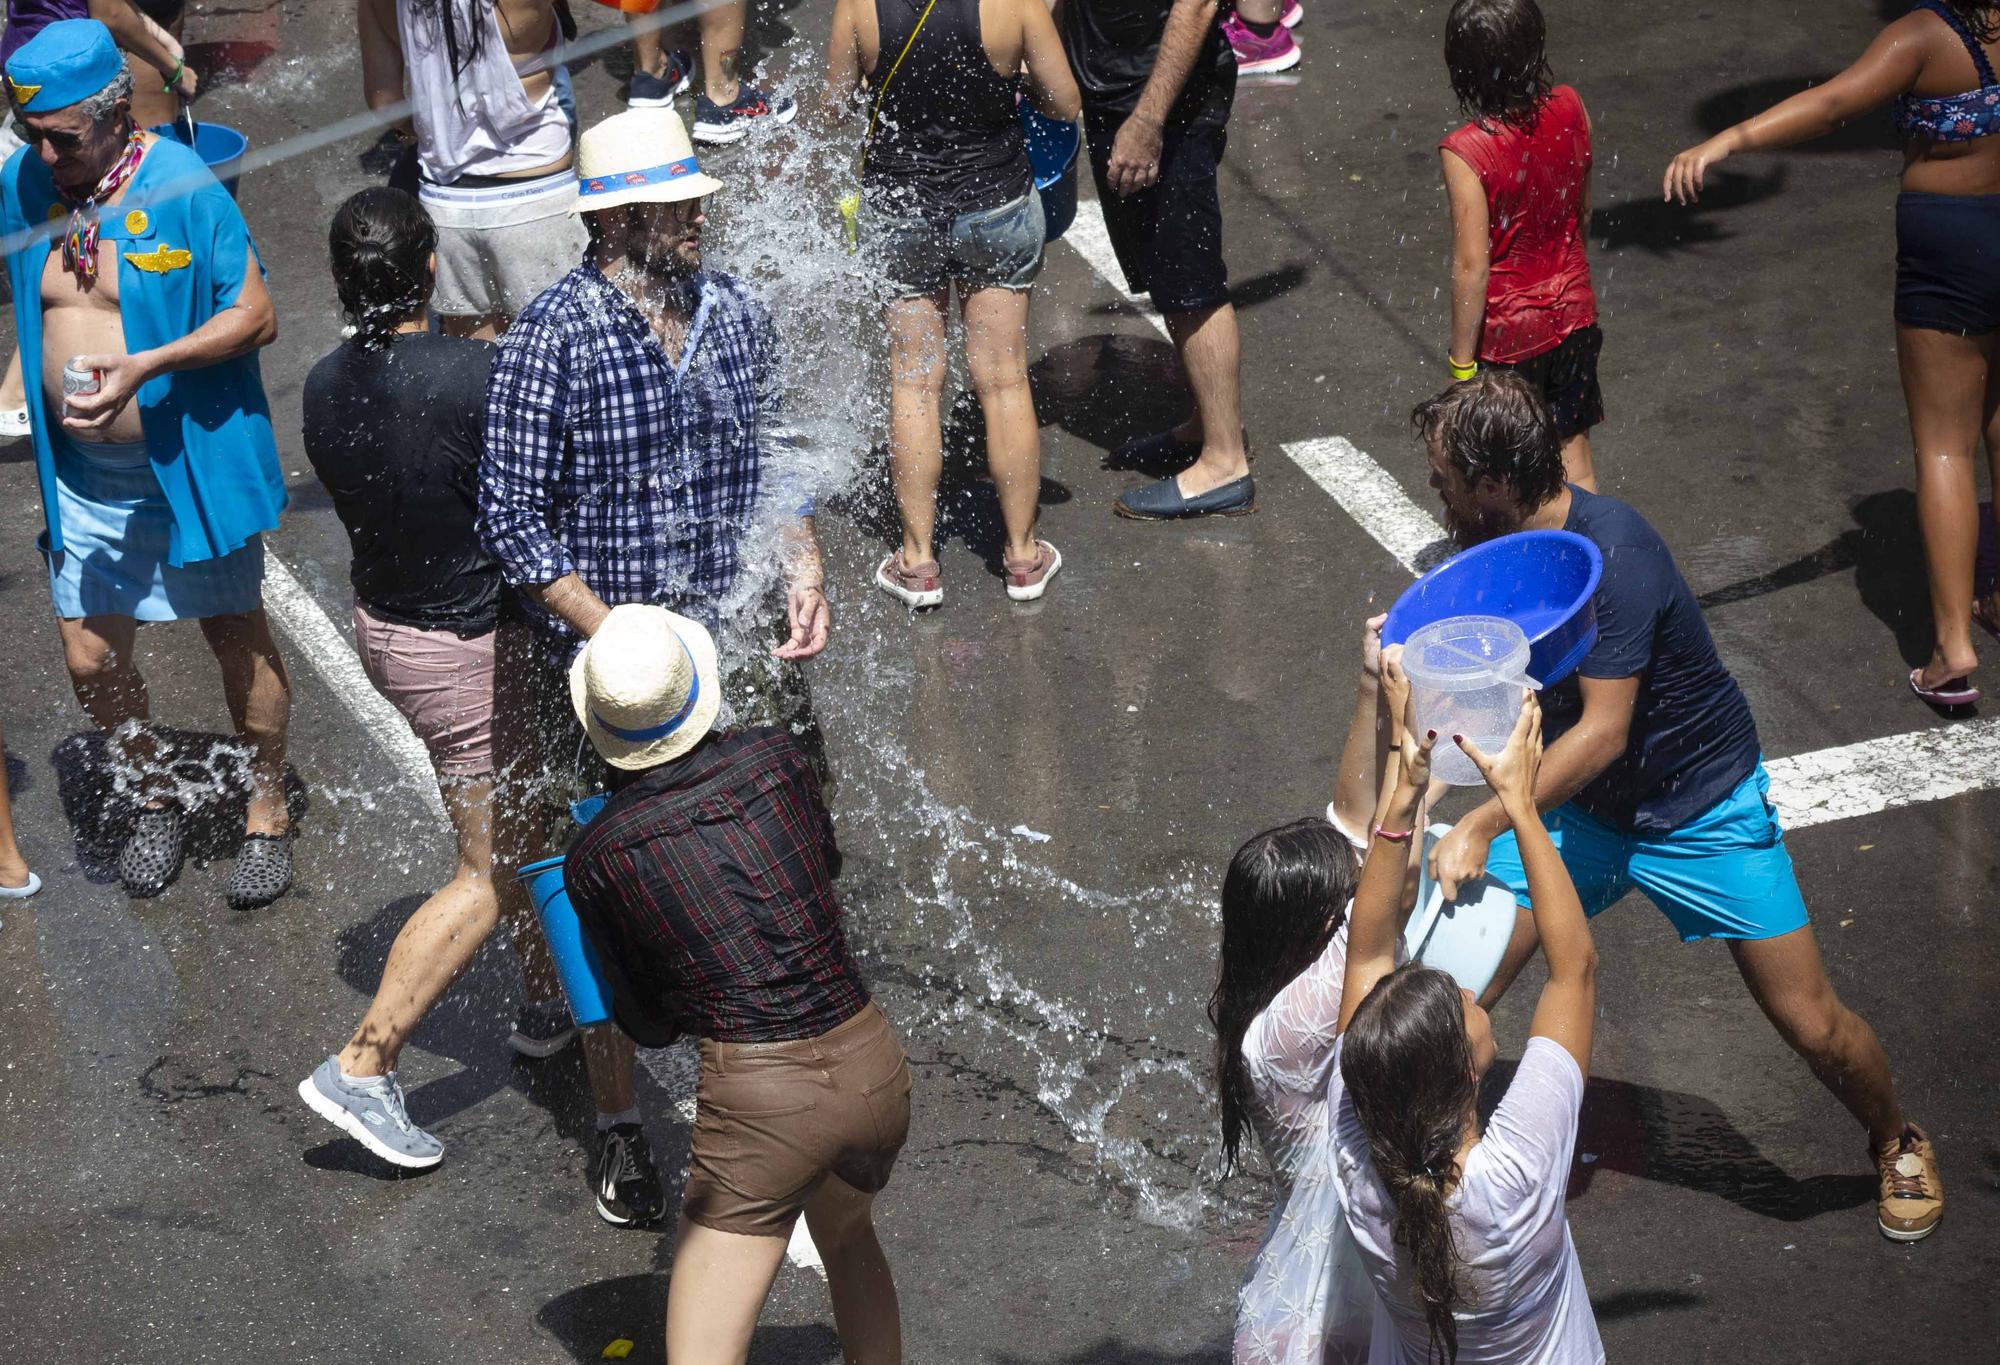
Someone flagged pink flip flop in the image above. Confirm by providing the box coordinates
[1909,668,1980,707]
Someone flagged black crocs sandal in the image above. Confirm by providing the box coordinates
[227,832,294,910]
[118,804,186,899]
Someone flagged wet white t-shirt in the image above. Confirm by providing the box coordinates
[1330,1036,1603,1364]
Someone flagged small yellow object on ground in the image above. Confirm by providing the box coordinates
[602,1339,634,1360]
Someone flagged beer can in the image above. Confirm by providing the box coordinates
[62,359,101,398]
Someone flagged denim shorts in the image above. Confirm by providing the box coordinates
[1483,760,1811,942]
[860,189,1045,298]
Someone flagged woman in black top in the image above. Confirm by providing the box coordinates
[293,188,514,1169]
[827,0,1081,606]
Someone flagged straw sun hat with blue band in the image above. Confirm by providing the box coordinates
[570,604,724,769]
[5,19,126,115]
[571,108,725,216]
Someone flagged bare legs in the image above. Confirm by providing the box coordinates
[0,718,28,890]
[631,1,747,105]
[338,778,499,1076]
[1162,304,1250,498]
[56,609,292,836]
[1898,325,2000,690]
[883,286,1044,569]
[1560,431,1598,492]
[664,1175,901,1365]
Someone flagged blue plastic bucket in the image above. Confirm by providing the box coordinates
[1383,529,1604,688]
[515,855,614,1028]
[151,120,249,198]
[1019,103,1079,243]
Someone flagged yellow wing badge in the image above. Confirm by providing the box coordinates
[9,82,40,106]
[124,243,192,274]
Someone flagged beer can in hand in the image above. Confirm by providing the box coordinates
[62,359,102,399]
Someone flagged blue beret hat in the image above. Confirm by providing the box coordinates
[5,20,126,116]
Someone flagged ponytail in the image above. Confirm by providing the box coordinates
[1340,964,1478,1362]
[328,188,437,351]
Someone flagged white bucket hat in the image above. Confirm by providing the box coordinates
[572,107,725,215]
[569,604,724,769]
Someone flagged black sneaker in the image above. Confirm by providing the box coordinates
[507,1000,579,1059]
[591,1122,665,1227]
[118,804,186,898]
[691,83,798,145]
[627,49,693,108]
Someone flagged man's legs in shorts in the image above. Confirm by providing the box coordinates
[198,609,294,839]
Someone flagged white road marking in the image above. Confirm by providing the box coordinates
[265,553,827,1274]
[1058,208,2000,828]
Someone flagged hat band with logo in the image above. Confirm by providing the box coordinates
[591,637,700,743]
[579,156,707,204]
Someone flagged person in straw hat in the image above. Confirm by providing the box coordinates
[479,107,833,1228]
[563,604,910,1364]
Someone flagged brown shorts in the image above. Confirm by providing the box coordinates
[684,1002,913,1238]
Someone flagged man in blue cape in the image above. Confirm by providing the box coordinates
[1,18,295,906]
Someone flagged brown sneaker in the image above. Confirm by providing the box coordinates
[1003,540,1062,602]
[875,553,943,609]
[1874,1123,1943,1242]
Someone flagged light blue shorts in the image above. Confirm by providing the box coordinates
[1484,761,1811,943]
[46,437,264,622]
[860,188,1045,298]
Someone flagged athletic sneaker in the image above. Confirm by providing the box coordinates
[297,1056,444,1169]
[1281,0,1305,28]
[0,406,29,438]
[1874,1123,1943,1241]
[691,83,798,145]
[508,1000,579,1059]
[592,1122,666,1226]
[1223,16,1303,75]
[627,49,693,108]
[875,553,943,609]
[1004,541,1063,602]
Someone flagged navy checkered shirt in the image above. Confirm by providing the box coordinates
[479,265,811,648]
[563,728,870,1045]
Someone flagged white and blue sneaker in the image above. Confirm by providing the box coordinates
[298,1056,444,1169]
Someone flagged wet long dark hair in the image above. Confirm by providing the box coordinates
[1444,0,1556,131]
[1937,3,2000,45]
[410,0,492,81]
[1412,370,1566,512]
[1209,819,1358,1176]
[1340,963,1478,1363]
[329,188,437,350]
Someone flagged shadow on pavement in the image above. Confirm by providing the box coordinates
[538,1274,843,1363]
[1592,166,1787,256]
[1030,333,1191,455]
[1591,1287,1705,1322]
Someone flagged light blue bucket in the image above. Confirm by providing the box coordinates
[151,119,249,199]
[515,853,614,1028]
[1405,824,1520,999]
[1020,103,1080,242]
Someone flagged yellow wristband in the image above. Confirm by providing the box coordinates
[1448,356,1479,382]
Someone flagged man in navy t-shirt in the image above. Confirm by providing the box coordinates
[1411,371,1942,1244]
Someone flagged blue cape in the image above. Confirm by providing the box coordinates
[1,136,285,567]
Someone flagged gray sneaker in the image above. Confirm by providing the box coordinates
[297,1056,444,1169]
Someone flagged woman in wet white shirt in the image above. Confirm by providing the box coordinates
[1330,664,1603,1365]
[1213,620,1419,1365]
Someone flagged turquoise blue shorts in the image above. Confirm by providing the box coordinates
[1484,761,1810,943]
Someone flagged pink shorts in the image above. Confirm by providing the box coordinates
[351,603,497,779]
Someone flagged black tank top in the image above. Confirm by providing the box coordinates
[861,0,1032,220]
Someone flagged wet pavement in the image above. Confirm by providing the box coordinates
[2,1,1997,1361]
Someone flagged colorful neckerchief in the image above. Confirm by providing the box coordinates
[59,129,146,285]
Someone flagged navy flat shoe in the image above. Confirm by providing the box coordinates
[1114,473,1256,520]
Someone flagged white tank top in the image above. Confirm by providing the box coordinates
[397,0,570,184]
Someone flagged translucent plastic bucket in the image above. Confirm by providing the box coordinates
[515,855,614,1028]
[1400,615,1536,786]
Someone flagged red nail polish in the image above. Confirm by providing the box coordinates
[1452,733,1464,744]
[1425,729,1437,740]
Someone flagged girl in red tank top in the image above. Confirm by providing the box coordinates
[1438,0,1602,489]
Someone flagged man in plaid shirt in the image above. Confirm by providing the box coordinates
[475,108,832,1230]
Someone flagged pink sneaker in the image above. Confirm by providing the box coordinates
[1003,540,1062,603]
[1281,0,1304,29]
[1224,16,1302,75]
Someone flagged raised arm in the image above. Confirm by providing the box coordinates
[1020,0,1082,121]
[1103,0,1218,197]
[89,0,196,99]
[1663,14,1934,203]
[1441,148,1489,375]
[1460,695,1597,1076]
[1330,614,1390,847]
[1338,649,1435,1035]
[823,0,865,116]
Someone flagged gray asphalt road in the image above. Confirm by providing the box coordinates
[1,1,1995,1361]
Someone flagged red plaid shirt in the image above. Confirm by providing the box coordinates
[564,728,869,1045]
